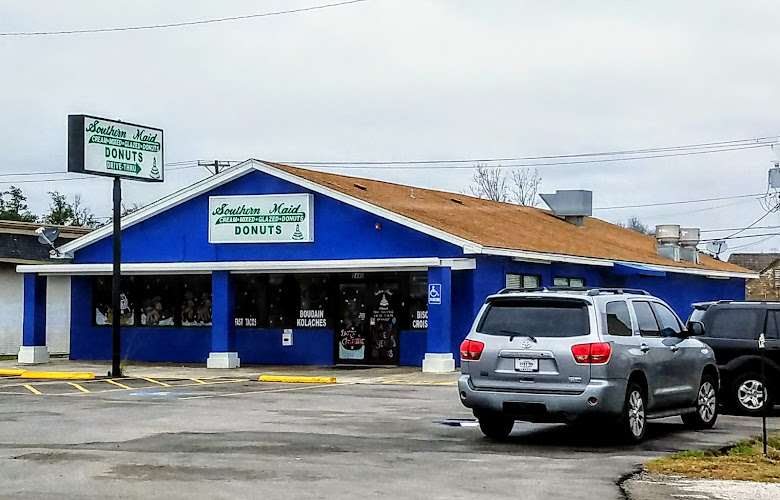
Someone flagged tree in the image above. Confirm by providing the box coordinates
[44,191,75,225]
[509,168,542,207]
[618,216,652,235]
[71,194,98,227]
[468,164,541,206]
[0,186,38,222]
[43,191,99,227]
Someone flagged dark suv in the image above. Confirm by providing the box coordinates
[688,301,780,415]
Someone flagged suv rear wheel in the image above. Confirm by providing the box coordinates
[682,374,718,429]
[731,372,770,415]
[477,412,514,440]
[620,382,647,442]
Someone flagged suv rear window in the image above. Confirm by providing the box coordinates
[708,308,762,340]
[477,299,590,337]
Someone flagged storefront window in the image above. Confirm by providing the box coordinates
[93,276,136,326]
[267,274,331,329]
[180,275,212,326]
[409,273,428,329]
[139,276,177,327]
[234,275,266,328]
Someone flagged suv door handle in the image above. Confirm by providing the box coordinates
[640,344,650,352]
[669,345,679,352]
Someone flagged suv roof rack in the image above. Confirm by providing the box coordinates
[496,287,650,296]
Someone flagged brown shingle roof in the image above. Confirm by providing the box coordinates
[268,162,749,274]
[728,253,780,272]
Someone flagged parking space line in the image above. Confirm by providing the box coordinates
[188,378,207,384]
[23,384,42,395]
[67,382,91,394]
[179,381,350,400]
[140,377,170,387]
[103,379,132,390]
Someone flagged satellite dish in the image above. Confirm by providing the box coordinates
[706,240,728,254]
[36,227,60,246]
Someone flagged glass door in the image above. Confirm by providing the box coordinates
[336,283,369,364]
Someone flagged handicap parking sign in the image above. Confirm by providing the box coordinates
[428,283,442,305]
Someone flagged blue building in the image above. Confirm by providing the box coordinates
[16,160,753,371]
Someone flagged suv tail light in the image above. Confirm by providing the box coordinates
[460,339,485,360]
[571,343,612,364]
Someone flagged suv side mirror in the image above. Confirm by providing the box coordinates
[687,321,705,337]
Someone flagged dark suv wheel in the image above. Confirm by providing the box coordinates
[731,372,770,415]
[477,412,514,440]
[682,373,718,428]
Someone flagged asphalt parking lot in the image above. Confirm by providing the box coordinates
[0,368,777,500]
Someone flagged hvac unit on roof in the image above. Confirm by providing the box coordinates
[539,190,593,227]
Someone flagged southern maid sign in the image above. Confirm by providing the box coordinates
[68,115,164,182]
[208,194,314,244]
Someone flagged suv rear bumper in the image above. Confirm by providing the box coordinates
[458,374,626,423]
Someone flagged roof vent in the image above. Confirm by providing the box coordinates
[679,227,700,264]
[353,183,367,191]
[539,190,592,227]
[655,224,681,262]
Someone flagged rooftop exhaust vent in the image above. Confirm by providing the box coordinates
[539,190,592,227]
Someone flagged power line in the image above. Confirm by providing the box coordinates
[0,0,369,37]
[727,234,779,251]
[285,136,777,166]
[0,161,204,184]
[701,232,780,242]
[701,225,780,233]
[594,192,765,211]
[284,143,774,170]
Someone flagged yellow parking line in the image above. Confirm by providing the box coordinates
[140,377,170,387]
[188,378,207,384]
[67,382,91,394]
[23,384,42,395]
[103,379,132,390]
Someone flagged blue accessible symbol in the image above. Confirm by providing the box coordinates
[428,283,442,305]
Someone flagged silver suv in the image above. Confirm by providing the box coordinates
[458,288,719,442]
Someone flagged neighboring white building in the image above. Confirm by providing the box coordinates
[0,221,91,356]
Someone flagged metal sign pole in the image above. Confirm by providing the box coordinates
[111,177,122,377]
[759,333,767,457]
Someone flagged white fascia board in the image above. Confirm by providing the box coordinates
[482,247,614,267]
[54,162,259,257]
[483,246,756,279]
[633,263,757,280]
[16,257,476,276]
[251,161,481,253]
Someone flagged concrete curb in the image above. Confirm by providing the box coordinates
[19,371,95,380]
[258,375,337,384]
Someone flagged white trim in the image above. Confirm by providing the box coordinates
[16,258,477,275]
[488,247,614,267]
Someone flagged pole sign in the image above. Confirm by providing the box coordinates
[208,194,314,244]
[68,114,164,182]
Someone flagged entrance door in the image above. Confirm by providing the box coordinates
[335,275,400,365]
[336,283,369,364]
[366,279,400,365]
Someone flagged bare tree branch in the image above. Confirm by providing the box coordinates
[509,168,541,206]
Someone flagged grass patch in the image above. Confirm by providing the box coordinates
[646,433,780,482]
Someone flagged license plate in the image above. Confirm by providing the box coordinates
[514,358,538,372]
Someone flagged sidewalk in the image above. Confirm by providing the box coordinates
[624,472,780,500]
[0,358,460,385]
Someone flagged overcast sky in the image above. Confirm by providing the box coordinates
[2,0,779,256]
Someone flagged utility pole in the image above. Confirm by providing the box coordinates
[198,160,231,175]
